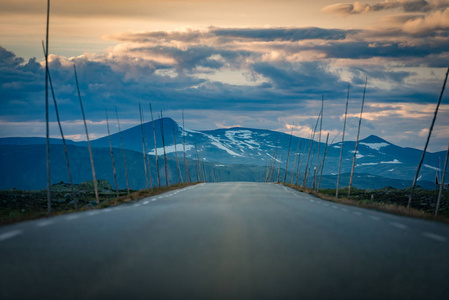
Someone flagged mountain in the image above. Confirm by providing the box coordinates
[0,144,271,190]
[1,118,446,189]
[0,143,436,191]
[0,137,78,146]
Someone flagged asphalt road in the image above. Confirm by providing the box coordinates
[1,182,448,300]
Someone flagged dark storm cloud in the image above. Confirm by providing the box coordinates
[348,66,414,84]
[251,61,344,93]
[306,40,449,60]
[110,27,357,44]
[211,27,356,41]
[111,26,449,64]
[1,23,447,124]
[0,46,44,118]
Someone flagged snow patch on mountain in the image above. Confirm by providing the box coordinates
[197,131,244,157]
[350,150,364,159]
[424,164,441,171]
[181,126,203,137]
[266,153,281,163]
[360,142,389,150]
[211,141,242,156]
[356,162,379,167]
[149,144,194,155]
[380,159,402,164]
[224,130,260,150]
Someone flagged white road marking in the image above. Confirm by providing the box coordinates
[143,201,150,205]
[151,199,157,202]
[37,220,54,227]
[65,215,80,221]
[422,232,447,242]
[332,206,338,209]
[390,222,408,230]
[309,199,315,202]
[370,216,381,221]
[103,208,113,213]
[0,230,23,241]
[133,204,141,207]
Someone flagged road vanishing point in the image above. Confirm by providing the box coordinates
[1,182,448,300]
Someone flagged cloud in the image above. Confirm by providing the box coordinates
[211,27,355,41]
[322,0,449,16]
[1,24,446,125]
[108,27,357,46]
[402,7,449,34]
[1,22,448,150]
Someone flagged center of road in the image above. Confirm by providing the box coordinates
[0,182,448,300]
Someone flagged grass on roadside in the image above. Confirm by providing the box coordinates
[282,183,449,225]
[0,182,201,226]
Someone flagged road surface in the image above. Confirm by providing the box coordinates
[1,182,448,300]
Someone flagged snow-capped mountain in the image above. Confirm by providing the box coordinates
[76,117,443,184]
[0,117,445,186]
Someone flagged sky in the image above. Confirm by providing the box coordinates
[1,0,448,152]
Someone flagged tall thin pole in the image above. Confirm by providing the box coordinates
[141,108,153,190]
[150,104,161,188]
[290,138,300,184]
[268,138,279,182]
[264,155,270,183]
[292,139,302,185]
[115,107,130,195]
[160,112,169,186]
[336,83,350,199]
[195,144,201,182]
[74,65,99,206]
[173,125,182,184]
[182,110,190,183]
[305,139,318,188]
[296,136,307,186]
[139,103,149,189]
[408,67,449,208]
[313,96,324,190]
[435,142,449,216]
[106,108,119,198]
[277,155,282,183]
[201,147,207,182]
[303,113,321,187]
[283,126,294,183]
[42,42,76,209]
[45,0,51,215]
[318,133,330,190]
[348,78,367,197]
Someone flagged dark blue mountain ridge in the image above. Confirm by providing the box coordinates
[0,137,78,146]
[0,117,446,184]
[0,143,437,191]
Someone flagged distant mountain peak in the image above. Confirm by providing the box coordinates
[360,135,391,145]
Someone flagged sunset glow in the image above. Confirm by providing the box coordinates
[1,0,448,150]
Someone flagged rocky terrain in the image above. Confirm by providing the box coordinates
[0,180,129,224]
[319,186,449,218]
